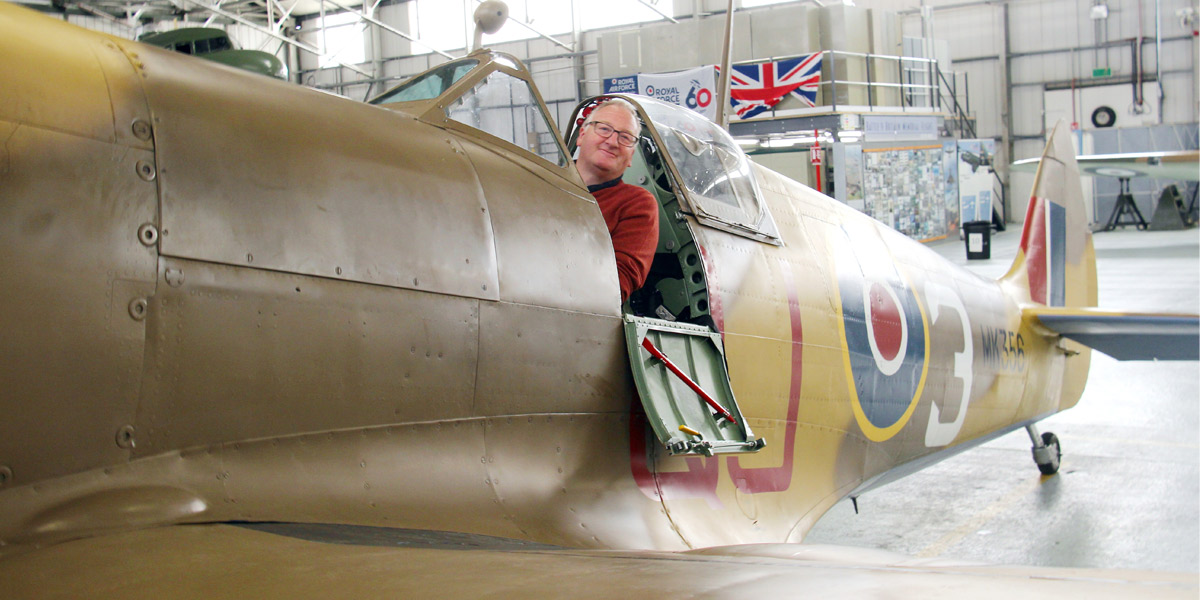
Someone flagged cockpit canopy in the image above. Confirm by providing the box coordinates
[567,95,781,245]
[634,97,779,244]
[372,60,479,104]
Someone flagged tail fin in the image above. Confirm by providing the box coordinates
[1001,121,1097,308]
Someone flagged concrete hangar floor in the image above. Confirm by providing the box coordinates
[805,226,1200,574]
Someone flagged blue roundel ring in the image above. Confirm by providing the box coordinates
[836,271,930,442]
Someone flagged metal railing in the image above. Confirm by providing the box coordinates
[730,50,974,132]
[937,69,976,138]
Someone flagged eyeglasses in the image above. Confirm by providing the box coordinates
[585,120,639,148]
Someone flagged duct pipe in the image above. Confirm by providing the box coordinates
[1001,2,1012,224]
[1156,0,1164,123]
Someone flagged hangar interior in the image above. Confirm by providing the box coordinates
[6,0,1198,576]
[23,0,1200,238]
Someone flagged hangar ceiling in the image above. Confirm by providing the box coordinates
[10,0,321,26]
[9,0,396,73]
[8,0,584,73]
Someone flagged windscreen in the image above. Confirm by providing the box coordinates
[446,69,568,166]
[637,97,764,229]
[372,60,479,105]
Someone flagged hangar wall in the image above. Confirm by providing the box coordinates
[60,0,1198,227]
[903,0,1197,221]
[292,1,1196,181]
[64,0,1198,145]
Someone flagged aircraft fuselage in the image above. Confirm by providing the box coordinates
[0,3,1095,554]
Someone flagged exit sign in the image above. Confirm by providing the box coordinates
[1093,68,1112,77]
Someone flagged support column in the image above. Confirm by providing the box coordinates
[1000,2,1013,224]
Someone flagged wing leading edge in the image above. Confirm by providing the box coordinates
[1029,307,1200,360]
[2,523,1197,599]
[1011,150,1200,181]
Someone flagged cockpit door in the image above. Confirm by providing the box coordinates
[623,316,763,456]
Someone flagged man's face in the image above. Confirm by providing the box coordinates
[576,105,638,183]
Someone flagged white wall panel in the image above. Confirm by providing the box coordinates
[750,151,812,187]
[530,59,577,104]
[496,40,529,60]
[296,30,321,71]
[395,55,433,76]
[227,24,281,56]
[377,3,413,58]
[932,6,999,60]
[524,37,569,59]
[68,14,135,38]
[960,61,1001,138]
[341,83,372,101]
[1162,72,1198,125]
[582,48,602,98]
[595,12,760,78]
[1009,0,1085,54]
[749,5,820,57]
[1160,37,1193,71]
[1011,84,1045,136]
[900,13,923,40]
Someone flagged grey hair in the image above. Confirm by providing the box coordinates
[586,98,641,137]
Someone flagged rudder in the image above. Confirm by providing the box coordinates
[1001,121,1097,309]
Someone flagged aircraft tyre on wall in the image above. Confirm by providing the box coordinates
[1091,106,1116,128]
[1035,432,1062,475]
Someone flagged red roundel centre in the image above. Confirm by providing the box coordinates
[868,283,903,361]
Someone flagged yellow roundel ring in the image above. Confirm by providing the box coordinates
[831,263,931,443]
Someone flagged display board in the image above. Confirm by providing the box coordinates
[957,138,998,224]
[862,144,950,241]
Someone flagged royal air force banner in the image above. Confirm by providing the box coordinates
[603,55,822,123]
[603,65,718,122]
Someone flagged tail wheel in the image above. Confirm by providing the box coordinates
[1035,432,1062,475]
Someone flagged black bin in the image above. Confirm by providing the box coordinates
[963,220,991,260]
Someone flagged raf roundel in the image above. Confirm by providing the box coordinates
[832,227,930,442]
[865,281,907,376]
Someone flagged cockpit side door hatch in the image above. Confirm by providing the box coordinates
[624,316,764,456]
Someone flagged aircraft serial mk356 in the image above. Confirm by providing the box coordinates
[1,2,1197,596]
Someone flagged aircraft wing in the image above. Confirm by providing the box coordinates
[2,523,1196,599]
[1011,150,1199,181]
[1028,307,1200,360]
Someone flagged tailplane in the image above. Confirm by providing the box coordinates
[1006,123,1198,362]
[1001,121,1097,308]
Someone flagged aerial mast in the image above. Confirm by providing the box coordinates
[472,0,508,51]
[715,0,735,129]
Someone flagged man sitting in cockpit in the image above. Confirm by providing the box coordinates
[574,99,660,303]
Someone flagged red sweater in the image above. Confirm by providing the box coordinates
[589,179,659,302]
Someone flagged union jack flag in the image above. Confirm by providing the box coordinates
[729,53,822,119]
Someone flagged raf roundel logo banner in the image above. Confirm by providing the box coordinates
[831,223,930,442]
[633,66,719,122]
